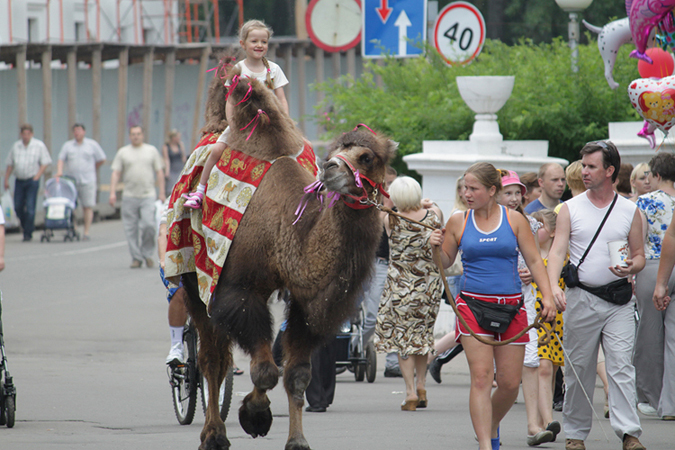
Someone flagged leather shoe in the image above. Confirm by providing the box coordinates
[130,260,142,268]
[565,439,585,450]
[305,405,326,413]
[429,358,442,384]
[622,434,646,450]
[145,258,154,268]
[416,389,427,408]
[527,430,554,446]
[401,399,416,411]
[546,421,561,442]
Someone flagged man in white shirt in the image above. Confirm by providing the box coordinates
[109,126,165,268]
[3,124,52,241]
[546,141,646,450]
[55,123,107,240]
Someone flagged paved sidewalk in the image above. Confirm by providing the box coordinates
[0,219,671,449]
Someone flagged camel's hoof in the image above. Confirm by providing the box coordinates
[239,403,273,438]
[251,360,279,391]
[285,436,311,450]
[199,434,231,450]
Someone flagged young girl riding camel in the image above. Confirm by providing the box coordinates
[183,19,290,208]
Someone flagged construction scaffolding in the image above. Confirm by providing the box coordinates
[3,0,244,45]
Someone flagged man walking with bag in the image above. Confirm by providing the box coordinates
[546,141,646,450]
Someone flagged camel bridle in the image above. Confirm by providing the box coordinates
[333,153,389,210]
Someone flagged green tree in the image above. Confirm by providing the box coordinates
[313,38,641,177]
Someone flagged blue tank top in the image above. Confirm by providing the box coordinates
[459,205,521,295]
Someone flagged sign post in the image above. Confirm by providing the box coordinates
[433,1,486,66]
[362,0,427,58]
[306,0,362,53]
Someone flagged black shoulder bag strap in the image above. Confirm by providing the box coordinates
[576,193,618,269]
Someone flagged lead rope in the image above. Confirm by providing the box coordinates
[375,202,553,347]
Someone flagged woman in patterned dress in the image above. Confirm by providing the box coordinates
[635,152,675,419]
[374,176,443,411]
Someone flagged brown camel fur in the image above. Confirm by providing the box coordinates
[180,76,396,450]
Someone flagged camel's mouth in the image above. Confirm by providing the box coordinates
[321,154,365,196]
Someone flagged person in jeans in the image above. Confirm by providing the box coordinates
[546,141,646,450]
[4,124,52,241]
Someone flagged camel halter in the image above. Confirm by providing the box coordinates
[333,154,389,210]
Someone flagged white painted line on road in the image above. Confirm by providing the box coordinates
[8,241,128,262]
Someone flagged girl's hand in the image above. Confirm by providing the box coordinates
[421,198,433,209]
[519,268,533,285]
[540,293,557,322]
[430,228,445,247]
[551,285,566,312]
[653,284,671,311]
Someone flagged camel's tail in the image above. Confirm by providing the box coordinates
[582,20,602,35]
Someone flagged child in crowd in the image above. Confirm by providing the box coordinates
[183,19,289,209]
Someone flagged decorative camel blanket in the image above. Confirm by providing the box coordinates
[164,132,319,305]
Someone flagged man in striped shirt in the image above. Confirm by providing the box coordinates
[3,124,52,241]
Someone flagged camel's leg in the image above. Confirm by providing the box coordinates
[182,275,231,450]
[210,284,279,438]
[282,301,317,450]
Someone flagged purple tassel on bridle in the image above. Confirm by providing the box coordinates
[293,180,341,225]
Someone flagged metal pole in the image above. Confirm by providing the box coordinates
[7,0,12,43]
[569,12,579,73]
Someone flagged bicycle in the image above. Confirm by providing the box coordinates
[167,317,234,425]
[0,292,16,428]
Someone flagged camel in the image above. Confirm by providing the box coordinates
[178,76,396,450]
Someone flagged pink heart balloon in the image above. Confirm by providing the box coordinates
[628,76,675,134]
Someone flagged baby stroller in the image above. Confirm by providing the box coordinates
[335,304,377,382]
[0,292,16,428]
[41,177,80,242]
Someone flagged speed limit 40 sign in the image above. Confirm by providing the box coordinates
[434,2,485,66]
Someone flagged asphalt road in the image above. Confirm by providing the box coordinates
[0,219,672,450]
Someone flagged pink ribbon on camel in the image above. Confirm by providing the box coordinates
[240,109,268,141]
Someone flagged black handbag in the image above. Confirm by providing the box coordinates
[460,293,523,334]
[561,194,618,288]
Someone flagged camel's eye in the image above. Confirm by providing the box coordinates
[359,153,373,165]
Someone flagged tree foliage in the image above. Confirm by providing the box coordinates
[312,38,641,176]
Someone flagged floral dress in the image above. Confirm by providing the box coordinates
[636,190,675,259]
[374,210,443,357]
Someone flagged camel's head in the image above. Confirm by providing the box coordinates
[321,126,397,204]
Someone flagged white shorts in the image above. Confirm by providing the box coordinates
[76,183,97,208]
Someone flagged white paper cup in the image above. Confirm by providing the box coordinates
[608,240,629,267]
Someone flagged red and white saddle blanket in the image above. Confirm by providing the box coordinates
[164,132,318,305]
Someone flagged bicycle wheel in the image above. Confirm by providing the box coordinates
[171,326,198,425]
[5,396,14,428]
[201,366,234,421]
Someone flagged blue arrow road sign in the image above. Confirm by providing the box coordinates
[362,0,427,58]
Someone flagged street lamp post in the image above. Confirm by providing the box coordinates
[555,0,594,72]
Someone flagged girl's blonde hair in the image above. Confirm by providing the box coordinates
[389,176,422,213]
[531,209,557,235]
[239,19,274,89]
[454,176,468,211]
[565,160,585,194]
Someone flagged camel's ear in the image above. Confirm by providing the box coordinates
[386,140,399,160]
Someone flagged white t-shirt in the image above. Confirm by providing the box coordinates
[111,143,163,199]
[217,60,289,145]
[227,60,288,90]
[58,137,107,185]
[566,192,637,287]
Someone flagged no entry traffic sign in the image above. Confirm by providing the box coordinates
[434,1,485,66]
[306,0,362,53]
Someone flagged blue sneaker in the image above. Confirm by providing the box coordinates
[491,427,500,450]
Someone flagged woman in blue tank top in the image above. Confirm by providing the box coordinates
[430,162,556,450]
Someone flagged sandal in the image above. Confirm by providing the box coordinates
[232,366,244,375]
[182,191,203,209]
